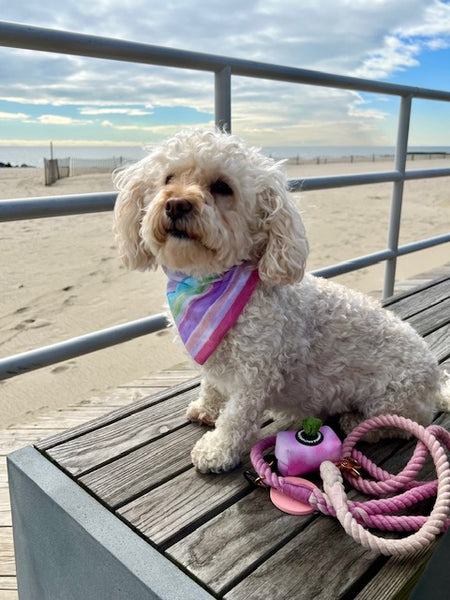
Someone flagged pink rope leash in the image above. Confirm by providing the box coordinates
[250,415,450,555]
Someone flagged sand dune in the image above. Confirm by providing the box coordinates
[0,158,449,427]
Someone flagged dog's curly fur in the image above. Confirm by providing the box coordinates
[114,128,450,473]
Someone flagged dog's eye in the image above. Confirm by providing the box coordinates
[210,180,233,196]
[165,174,174,185]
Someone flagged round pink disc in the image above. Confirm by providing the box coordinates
[270,476,317,515]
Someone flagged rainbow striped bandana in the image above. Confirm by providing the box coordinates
[164,263,259,365]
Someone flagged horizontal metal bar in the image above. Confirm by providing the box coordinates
[288,170,402,192]
[404,167,450,181]
[289,165,450,193]
[0,192,117,221]
[312,234,449,279]
[0,314,170,381]
[312,249,395,278]
[2,21,450,101]
[0,174,400,222]
[397,233,450,256]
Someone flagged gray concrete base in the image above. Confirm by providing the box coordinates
[7,446,213,600]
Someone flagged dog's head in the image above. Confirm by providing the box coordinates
[113,129,308,285]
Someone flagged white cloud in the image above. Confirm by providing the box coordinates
[352,36,421,79]
[37,114,93,125]
[394,0,450,38]
[101,120,214,136]
[352,0,450,79]
[426,38,450,50]
[0,111,30,120]
[80,107,153,116]
[0,138,144,146]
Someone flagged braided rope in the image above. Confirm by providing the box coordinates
[250,415,450,556]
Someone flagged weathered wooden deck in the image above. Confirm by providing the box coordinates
[3,269,450,599]
[0,368,198,599]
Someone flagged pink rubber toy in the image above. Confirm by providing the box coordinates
[274,418,342,476]
[270,477,318,515]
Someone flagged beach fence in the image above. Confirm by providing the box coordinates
[44,157,70,185]
[44,156,130,185]
[282,151,449,166]
[69,156,130,176]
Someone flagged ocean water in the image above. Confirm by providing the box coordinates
[1,143,449,168]
[0,145,148,168]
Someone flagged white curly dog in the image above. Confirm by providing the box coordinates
[114,129,449,473]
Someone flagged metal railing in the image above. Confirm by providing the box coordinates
[0,21,449,380]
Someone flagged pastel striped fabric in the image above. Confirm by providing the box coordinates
[165,263,259,364]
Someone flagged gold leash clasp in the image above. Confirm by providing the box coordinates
[336,456,362,478]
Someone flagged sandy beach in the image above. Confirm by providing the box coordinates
[1,158,449,428]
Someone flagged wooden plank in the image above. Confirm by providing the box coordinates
[224,514,381,600]
[118,421,283,547]
[76,387,161,406]
[0,529,15,577]
[0,487,11,527]
[0,430,54,456]
[0,586,18,600]
[36,376,200,451]
[353,543,436,600]
[405,297,450,336]
[440,357,450,370]
[118,462,250,547]
[0,576,17,590]
[45,387,199,476]
[22,405,128,430]
[79,424,208,508]
[121,370,199,388]
[384,273,450,308]
[424,322,450,363]
[167,490,315,597]
[0,592,18,599]
[0,463,7,485]
[384,277,450,319]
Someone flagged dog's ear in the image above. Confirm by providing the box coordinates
[113,161,156,271]
[257,176,309,286]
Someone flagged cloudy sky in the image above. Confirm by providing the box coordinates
[0,0,449,148]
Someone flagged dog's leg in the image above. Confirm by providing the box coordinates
[191,392,264,473]
[186,378,225,427]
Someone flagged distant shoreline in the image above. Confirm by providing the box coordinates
[281,151,450,166]
[1,151,449,170]
[1,143,450,168]
[0,161,35,168]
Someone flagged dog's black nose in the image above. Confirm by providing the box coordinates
[165,198,193,220]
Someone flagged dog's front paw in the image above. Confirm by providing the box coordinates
[186,400,218,427]
[191,431,240,473]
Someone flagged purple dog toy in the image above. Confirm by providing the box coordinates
[274,417,342,476]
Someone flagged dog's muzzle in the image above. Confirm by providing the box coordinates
[165,198,194,239]
[165,198,193,221]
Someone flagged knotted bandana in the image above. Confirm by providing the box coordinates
[164,263,259,364]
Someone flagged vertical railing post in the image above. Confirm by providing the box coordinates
[383,94,412,298]
[214,65,232,133]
